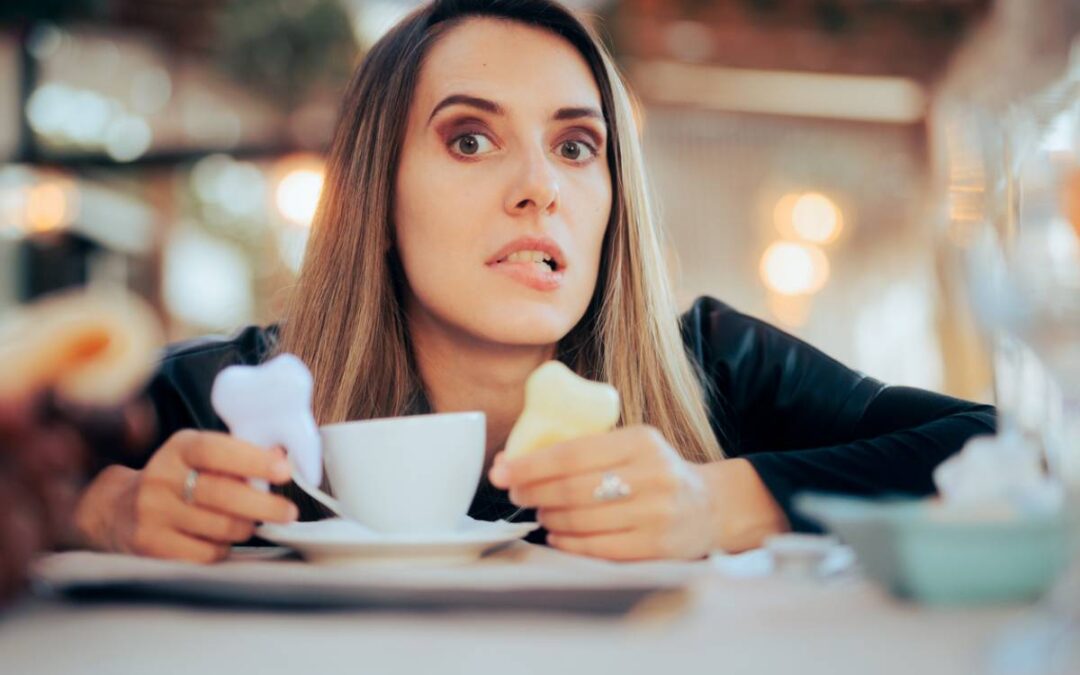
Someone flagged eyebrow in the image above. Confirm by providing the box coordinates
[427,93,604,125]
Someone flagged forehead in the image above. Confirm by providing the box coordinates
[415,17,602,115]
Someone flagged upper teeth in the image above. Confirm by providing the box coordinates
[505,250,553,265]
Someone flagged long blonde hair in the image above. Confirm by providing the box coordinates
[279,0,724,464]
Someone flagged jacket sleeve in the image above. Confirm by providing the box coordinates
[683,296,996,532]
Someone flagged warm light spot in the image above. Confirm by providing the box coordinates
[773,191,799,238]
[791,192,842,244]
[272,155,325,227]
[25,180,77,233]
[772,192,800,238]
[759,241,830,296]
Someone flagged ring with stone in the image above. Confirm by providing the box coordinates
[181,468,199,505]
[593,471,632,502]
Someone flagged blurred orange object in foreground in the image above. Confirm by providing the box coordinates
[0,289,163,606]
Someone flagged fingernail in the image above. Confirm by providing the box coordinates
[489,465,508,486]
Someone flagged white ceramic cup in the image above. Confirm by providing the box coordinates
[319,411,486,534]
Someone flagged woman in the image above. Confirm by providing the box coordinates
[72,0,995,563]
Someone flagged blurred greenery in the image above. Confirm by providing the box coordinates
[213,0,358,108]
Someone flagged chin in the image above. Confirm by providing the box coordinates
[410,282,592,348]
[473,305,575,346]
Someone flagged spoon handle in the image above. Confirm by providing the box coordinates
[504,506,528,522]
[290,465,349,520]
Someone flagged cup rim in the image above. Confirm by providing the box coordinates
[319,410,485,433]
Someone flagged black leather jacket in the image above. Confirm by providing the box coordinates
[141,296,996,532]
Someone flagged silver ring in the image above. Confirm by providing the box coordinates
[593,471,631,502]
[181,468,199,505]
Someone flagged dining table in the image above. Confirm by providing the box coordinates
[0,540,1075,675]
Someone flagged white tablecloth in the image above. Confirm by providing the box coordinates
[0,543,1071,675]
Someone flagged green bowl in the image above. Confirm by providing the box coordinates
[795,493,1073,605]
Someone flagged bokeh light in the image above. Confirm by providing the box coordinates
[772,192,800,237]
[164,227,254,329]
[25,179,79,233]
[775,191,843,244]
[273,155,325,227]
[191,154,268,221]
[104,114,152,162]
[791,192,843,244]
[130,67,172,115]
[759,240,830,296]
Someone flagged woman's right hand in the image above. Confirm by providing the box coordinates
[73,429,299,563]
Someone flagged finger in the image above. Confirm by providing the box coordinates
[493,427,652,487]
[547,530,660,562]
[178,432,291,484]
[133,527,230,564]
[168,500,256,544]
[538,496,673,536]
[510,464,668,509]
[188,472,298,523]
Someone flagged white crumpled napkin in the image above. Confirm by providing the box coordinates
[932,431,1063,516]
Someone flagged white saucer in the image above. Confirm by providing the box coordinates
[255,517,540,565]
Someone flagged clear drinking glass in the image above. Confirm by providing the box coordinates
[931,2,1080,672]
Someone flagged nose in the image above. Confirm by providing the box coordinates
[504,147,560,216]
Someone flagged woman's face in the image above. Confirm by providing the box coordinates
[395,17,612,348]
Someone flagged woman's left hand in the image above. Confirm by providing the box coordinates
[488,425,716,561]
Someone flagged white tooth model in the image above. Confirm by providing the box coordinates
[504,361,620,459]
[211,353,322,490]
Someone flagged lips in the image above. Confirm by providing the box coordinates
[486,236,567,292]
[486,237,567,272]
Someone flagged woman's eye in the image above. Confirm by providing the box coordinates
[558,139,596,162]
[451,133,495,157]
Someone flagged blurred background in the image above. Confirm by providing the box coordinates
[0,0,1074,402]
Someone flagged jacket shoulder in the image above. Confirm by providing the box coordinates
[148,325,279,440]
[679,295,761,366]
[160,324,279,367]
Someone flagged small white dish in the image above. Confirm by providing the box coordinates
[256,516,540,565]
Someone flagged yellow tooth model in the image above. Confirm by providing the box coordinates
[503,361,620,459]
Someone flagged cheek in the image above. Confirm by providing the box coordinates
[571,172,613,283]
[395,174,441,307]
[395,217,460,312]
[396,158,463,271]
[394,160,493,310]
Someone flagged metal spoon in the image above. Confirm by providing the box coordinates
[288,459,350,520]
[504,506,528,522]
